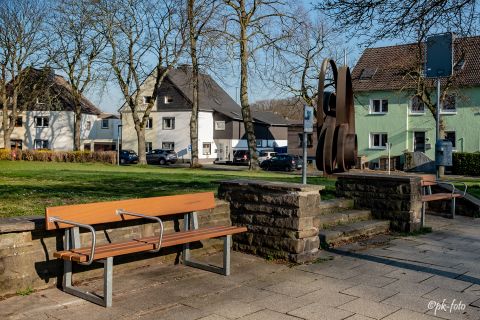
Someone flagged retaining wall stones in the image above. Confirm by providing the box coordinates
[336,173,423,232]
[218,180,325,263]
[0,199,230,297]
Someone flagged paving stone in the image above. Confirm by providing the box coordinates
[198,315,230,320]
[264,280,323,297]
[341,284,398,302]
[300,289,358,307]
[288,302,355,320]
[221,286,275,303]
[382,293,432,313]
[349,262,398,276]
[201,300,264,319]
[347,274,398,288]
[138,304,207,320]
[384,269,434,283]
[382,279,438,296]
[420,275,472,292]
[238,309,300,320]
[382,309,442,320]
[423,287,480,305]
[251,292,318,313]
[344,315,375,320]
[304,266,362,280]
[311,276,357,292]
[338,298,400,319]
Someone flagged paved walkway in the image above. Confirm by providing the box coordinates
[2,215,480,320]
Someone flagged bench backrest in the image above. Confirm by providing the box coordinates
[45,192,215,230]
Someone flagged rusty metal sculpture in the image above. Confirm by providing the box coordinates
[316,59,357,175]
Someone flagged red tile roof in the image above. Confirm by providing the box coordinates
[352,35,480,92]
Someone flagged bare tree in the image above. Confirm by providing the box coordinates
[48,0,107,151]
[222,0,295,170]
[0,0,47,150]
[187,0,221,167]
[96,0,186,164]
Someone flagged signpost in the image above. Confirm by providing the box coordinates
[425,32,453,178]
[303,105,314,184]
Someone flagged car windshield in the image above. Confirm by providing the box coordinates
[167,150,176,154]
[128,151,136,155]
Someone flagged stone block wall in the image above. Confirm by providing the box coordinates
[336,173,423,232]
[0,200,230,297]
[218,180,325,263]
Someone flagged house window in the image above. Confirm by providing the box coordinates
[11,139,22,150]
[145,142,152,153]
[143,96,153,105]
[445,131,456,149]
[86,121,91,130]
[370,133,388,149]
[101,119,109,129]
[410,96,425,113]
[215,121,225,130]
[34,116,49,128]
[162,117,175,130]
[298,133,313,148]
[203,142,211,155]
[146,117,153,129]
[162,142,174,150]
[442,94,456,113]
[164,96,173,104]
[34,139,49,149]
[370,99,388,114]
[15,117,23,127]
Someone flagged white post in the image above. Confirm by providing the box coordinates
[387,143,392,175]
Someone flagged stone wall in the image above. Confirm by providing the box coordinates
[336,173,423,232]
[218,180,324,263]
[0,200,230,297]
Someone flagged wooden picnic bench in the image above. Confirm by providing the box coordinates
[420,175,467,227]
[45,192,247,307]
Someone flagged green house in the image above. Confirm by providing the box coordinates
[351,36,480,169]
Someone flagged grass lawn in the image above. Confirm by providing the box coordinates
[0,161,336,217]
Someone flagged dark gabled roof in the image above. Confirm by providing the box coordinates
[352,35,480,92]
[252,111,289,126]
[8,68,102,115]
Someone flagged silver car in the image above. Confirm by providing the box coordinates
[146,149,177,165]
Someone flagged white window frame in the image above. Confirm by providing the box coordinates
[410,96,426,114]
[145,142,153,153]
[369,99,388,114]
[215,121,225,131]
[143,96,153,105]
[34,116,49,128]
[15,116,23,127]
[441,94,457,114]
[162,117,175,130]
[85,121,91,130]
[369,132,388,149]
[202,142,211,155]
[101,119,109,129]
[162,142,174,150]
[34,139,49,149]
[146,117,153,129]
[164,96,173,104]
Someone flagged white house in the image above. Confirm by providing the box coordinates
[0,69,119,151]
[119,66,288,163]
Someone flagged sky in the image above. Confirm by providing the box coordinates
[85,0,402,114]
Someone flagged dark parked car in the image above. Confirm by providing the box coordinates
[260,154,303,171]
[146,149,177,165]
[232,150,250,165]
[119,150,138,164]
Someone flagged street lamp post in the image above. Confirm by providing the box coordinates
[117,124,123,165]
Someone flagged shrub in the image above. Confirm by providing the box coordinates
[452,152,480,176]
[2,149,117,165]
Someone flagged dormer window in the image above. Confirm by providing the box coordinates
[164,96,173,104]
[101,119,109,129]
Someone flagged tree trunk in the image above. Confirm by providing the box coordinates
[136,124,147,165]
[239,1,259,170]
[188,0,200,168]
[74,104,82,151]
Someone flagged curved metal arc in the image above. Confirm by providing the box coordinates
[116,209,164,253]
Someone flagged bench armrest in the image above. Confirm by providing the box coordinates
[437,180,468,197]
[116,209,164,253]
[48,217,96,266]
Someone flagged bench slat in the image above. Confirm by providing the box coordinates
[421,193,461,202]
[53,226,247,263]
[45,192,216,230]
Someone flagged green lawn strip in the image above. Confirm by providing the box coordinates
[0,161,335,217]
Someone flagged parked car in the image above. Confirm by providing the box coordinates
[260,154,302,171]
[119,150,138,164]
[232,150,250,165]
[257,150,277,164]
[146,149,178,165]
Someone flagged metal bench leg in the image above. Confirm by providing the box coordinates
[182,212,232,276]
[451,197,456,219]
[421,202,426,228]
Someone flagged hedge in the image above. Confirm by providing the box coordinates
[0,149,117,165]
[452,152,480,176]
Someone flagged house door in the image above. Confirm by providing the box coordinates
[218,143,225,161]
[413,132,426,152]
